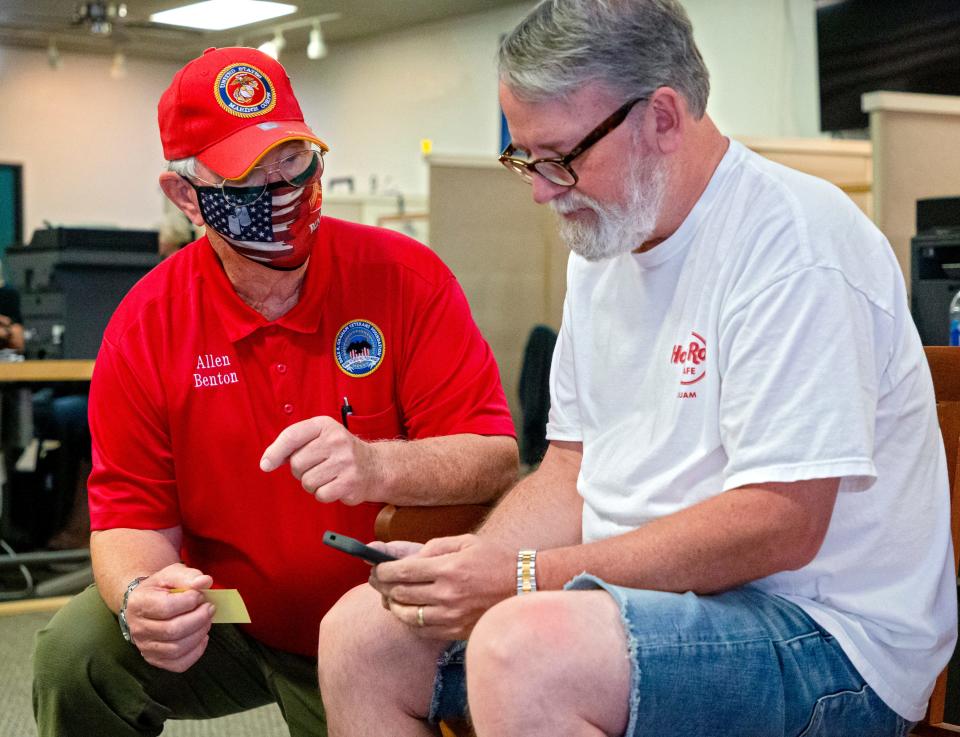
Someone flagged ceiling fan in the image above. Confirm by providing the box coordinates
[71,2,206,42]
[73,2,129,36]
[0,1,204,47]
[0,1,335,62]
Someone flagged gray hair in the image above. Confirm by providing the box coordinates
[498,0,710,118]
[159,207,197,246]
[166,157,199,178]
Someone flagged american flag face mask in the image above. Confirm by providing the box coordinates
[193,166,323,271]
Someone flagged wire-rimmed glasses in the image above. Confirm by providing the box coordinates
[189,145,325,207]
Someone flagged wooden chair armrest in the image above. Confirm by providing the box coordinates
[440,718,475,737]
[911,724,960,735]
[374,504,491,543]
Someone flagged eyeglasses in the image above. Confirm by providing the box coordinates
[188,145,325,207]
[499,96,649,187]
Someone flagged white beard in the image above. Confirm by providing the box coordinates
[550,153,667,262]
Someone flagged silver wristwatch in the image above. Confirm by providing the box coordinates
[118,576,148,643]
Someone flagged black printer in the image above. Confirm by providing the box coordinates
[911,197,960,345]
[4,227,160,359]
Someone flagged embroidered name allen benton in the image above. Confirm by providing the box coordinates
[194,353,239,388]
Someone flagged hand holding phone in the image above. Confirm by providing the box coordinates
[323,531,397,565]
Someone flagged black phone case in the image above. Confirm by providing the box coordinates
[322,530,397,564]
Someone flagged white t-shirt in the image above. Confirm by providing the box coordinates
[546,139,957,721]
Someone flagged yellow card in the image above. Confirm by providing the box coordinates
[169,588,251,624]
[202,589,251,624]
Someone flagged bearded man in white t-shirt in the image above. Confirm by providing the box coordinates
[315,2,957,735]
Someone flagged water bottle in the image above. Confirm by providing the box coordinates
[950,290,960,346]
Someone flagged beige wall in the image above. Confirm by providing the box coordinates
[428,157,566,427]
[864,92,960,289]
[740,137,873,218]
[0,47,179,241]
[684,0,821,139]
[285,3,536,198]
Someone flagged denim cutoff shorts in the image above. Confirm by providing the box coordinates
[428,575,914,737]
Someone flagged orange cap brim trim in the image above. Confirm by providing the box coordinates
[197,119,329,180]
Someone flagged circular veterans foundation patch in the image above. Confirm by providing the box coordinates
[335,320,385,377]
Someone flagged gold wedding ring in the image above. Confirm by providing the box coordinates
[416,605,425,627]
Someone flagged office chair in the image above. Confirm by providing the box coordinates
[914,346,960,735]
[518,324,557,468]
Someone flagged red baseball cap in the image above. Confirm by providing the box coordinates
[158,47,328,180]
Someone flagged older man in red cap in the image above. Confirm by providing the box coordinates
[31,47,517,737]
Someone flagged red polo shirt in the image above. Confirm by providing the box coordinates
[88,217,514,656]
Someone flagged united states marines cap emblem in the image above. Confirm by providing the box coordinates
[335,320,385,377]
[215,64,277,118]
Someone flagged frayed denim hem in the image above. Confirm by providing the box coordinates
[427,640,468,725]
[565,572,641,737]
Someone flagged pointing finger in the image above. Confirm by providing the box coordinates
[260,416,336,471]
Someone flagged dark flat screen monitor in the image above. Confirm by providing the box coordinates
[817,0,960,132]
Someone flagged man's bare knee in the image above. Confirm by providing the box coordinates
[318,585,386,679]
[467,592,630,735]
[467,595,559,684]
[319,583,449,724]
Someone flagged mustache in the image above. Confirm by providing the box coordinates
[550,192,602,215]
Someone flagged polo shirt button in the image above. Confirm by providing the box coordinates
[282,403,294,414]
[276,363,287,374]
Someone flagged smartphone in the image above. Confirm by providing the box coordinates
[323,531,397,565]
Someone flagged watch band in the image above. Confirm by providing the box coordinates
[118,576,149,643]
[516,550,537,595]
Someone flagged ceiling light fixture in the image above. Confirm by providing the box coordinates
[307,21,327,60]
[110,50,127,79]
[47,38,62,70]
[257,29,285,60]
[250,13,340,61]
[150,0,297,32]
[307,22,325,60]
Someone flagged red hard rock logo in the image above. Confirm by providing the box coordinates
[671,331,706,388]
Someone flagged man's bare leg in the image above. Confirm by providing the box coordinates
[318,585,449,737]
[467,591,631,737]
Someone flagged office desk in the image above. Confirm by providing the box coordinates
[0,359,94,384]
[0,360,94,600]
[0,359,94,470]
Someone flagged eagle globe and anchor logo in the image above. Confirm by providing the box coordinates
[335,320,385,377]
[214,63,277,118]
[671,331,706,399]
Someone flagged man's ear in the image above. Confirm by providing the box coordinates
[645,87,686,155]
[159,172,205,227]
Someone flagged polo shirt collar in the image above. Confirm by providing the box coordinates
[198,225,333,343]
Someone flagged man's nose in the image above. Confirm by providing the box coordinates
[531,174,568,205]
[264,164,287,185]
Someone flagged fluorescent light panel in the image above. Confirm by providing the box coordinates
[150,1,297,31]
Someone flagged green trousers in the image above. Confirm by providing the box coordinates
[32,586,326,737]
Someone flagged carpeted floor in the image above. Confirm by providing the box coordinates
[0,609,290,737]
